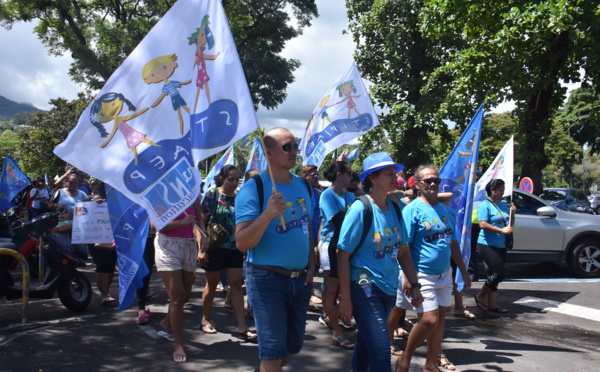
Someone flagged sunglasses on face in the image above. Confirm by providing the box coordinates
[67,181,78,185]
[421,177,441,185]
[347,187,358,192]
[309,174,319,179]
[272,143,299,152]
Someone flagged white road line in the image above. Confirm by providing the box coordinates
[514,296,600,322]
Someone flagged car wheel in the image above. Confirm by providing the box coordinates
[596,207,600,215]
[568,240,600,278]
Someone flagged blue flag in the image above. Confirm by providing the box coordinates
[106,185,150,312]
[347,148,359,162]
[0,155,31,212]
[439,104,484,291]
[203,145,235,194]
[243,137,267,181]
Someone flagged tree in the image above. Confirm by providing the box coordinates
[0,129,20,159]
[346,0,465,172]
[18,93,91,176]
[543,118,581,188]
[0,0,318,110]
[572,151,600,193]
[421,0,600,194]
[559,85,600,155]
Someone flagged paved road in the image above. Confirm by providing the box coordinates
[1,261,599,371]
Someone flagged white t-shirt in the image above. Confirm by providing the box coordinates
[29,188,49,209]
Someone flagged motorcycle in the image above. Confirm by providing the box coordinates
[0,211,92,312]
[0,211,41,279]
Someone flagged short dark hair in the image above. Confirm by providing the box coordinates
[323,161,349,183]
[300,165,318,177]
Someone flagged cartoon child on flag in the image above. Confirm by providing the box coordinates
[335,80,361,118]
[143,54,191,135]
[90,92,159,166]
[188,14,220,113]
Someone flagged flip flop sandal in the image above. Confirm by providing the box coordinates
[437,354,456,371]
[488,307,508,314]
[173,352,187,363]
[234,330,258,343]
[454,309,476,319]
[137,309,151,324]
[202,324,218,334]
[473,295,487,311]
[332,336,354,350]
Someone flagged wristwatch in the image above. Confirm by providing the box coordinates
[411,282,422,289]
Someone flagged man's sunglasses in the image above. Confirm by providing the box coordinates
[271,143,299,152]
[347,187,358,192]
[421,177,441,185]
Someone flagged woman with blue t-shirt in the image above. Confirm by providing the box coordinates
[338,152,422,372]
[474,178,516,314]
[318,161,355,350]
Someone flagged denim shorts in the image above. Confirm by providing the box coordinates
[245,264,311,360]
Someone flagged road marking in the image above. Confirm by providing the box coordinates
[508,278,600,283]
[514,296,600,322]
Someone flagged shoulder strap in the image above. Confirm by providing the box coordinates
[390,199,402,222]
[251,174,264,214]
[299,176,312,197]
[356,195,373,250]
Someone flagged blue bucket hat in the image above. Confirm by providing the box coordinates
[359,152,404,182]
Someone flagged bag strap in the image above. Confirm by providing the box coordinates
[487,198,508,227]
[207,188,219,225]
[354,195,402,254]
[252,173,312,215]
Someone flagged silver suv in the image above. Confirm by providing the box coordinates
[503,189,600,278]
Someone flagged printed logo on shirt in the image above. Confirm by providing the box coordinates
[372,227,402,259]
[275,197,311,234]
[422,217,453,243]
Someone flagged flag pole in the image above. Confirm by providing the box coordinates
[257,129,286,230]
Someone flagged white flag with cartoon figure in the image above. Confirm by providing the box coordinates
[300,62,380,168]
[54,0,258,230]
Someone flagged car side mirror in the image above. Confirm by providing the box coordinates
[537,206,557,217]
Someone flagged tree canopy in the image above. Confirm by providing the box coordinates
[0,0,318,110]
[18,93,91,177]
[560,85,600,154]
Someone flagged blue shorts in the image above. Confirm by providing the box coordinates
[245,265,311,360]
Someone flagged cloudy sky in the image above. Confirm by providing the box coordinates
[0,0,524,139]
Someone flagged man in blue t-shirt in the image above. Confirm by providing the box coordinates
[397,165,471,372]
[236,127,314,372]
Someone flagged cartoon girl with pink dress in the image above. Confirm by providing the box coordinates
[188,15,220,114]
[90,92,159,166]
[335,80,361,118]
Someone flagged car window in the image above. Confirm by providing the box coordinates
[571,190,588,202]
[504,192,547,215]
[540,190,565,201]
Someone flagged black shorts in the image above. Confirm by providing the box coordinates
[89,244,117,274]
[201,247,244,272]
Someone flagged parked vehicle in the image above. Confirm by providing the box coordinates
[503,189,600,278]
[539,187,594,214]
[588,194,600,214]
[0,211,92,312]
[0,212,41,279]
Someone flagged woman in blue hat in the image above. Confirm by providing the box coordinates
[337,152,423,372]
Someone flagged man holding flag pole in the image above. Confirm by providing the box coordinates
[236,127,314,372]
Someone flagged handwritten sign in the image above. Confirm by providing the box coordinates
[72,202,113,244]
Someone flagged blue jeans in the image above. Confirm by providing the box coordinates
[351,281,395,372]
[245,265,311,360]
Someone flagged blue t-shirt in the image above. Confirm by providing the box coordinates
[319,188,356,243]
[338,198,408,295]
[402,198,457,275]
[477,199,510,248]
[235,172,313,270]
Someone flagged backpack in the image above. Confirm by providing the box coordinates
[251,173,312,214]
[354,195,403,253]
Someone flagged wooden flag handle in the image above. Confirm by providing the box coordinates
[257,135,286,231]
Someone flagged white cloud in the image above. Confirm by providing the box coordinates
[0,22,82,109]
